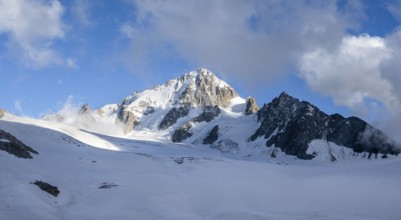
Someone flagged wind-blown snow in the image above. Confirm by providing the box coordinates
[1,116,401,220]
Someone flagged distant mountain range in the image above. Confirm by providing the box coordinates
[43,68,399,160]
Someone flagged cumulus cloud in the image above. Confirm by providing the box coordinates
[299,30,401,142]
[122,0,359,85]
[0,0,71,67]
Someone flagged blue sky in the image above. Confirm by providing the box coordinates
[0,0,401,140]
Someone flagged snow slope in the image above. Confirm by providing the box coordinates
[1,116,401,220]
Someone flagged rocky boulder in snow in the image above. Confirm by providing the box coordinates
[250,92,400,159]
[0,130,38,159]
[245,96,259,115]
[32,180,60,197]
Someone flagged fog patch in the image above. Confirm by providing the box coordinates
[44,96,125,136]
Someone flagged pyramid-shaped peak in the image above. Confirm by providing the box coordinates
[278,91,290,99]
[275,91,297,103]
[174,68,239,108]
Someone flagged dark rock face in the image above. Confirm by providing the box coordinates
[117,106,139,133]
[32,180,60,197]
[203,125,219,144]
[78,104,91,114]
[172,123,192,143]
[172,105,221,143]
[159,106,190,130]
[192,105,221,123]
[245,96,259,115]
[0,130,38,159]
[250,92,400,159]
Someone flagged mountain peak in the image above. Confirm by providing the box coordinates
[175,69,238,107]
[277,91,297,102]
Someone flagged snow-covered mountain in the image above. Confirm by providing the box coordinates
[43,68,399,161]
[2,68,401,219]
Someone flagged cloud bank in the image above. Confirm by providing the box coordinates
[0,0,72,67]
[123,0,359,84]
[299,29,401,141]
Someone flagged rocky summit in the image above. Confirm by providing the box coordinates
[250,92,400,159]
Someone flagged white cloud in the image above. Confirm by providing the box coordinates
[299,30,401,142]
[72,0,93,27]
[0,0,72,68]
[122,0,359,85]
[14,99,22,112]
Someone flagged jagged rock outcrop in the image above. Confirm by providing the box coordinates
[78,104,91,114]
[159,106,190,130]
[250,92,400,159]
[176,68,238,108]
[117,106,139,133]
[203,125,219,144]
[0,109,6,118]
[0,130,38,158]
[192,105,221,123]
[172,123,192,143]
[172,106,222,143]
[32,180,60,197]
[245,96,259,115]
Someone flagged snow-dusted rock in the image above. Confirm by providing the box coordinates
[245,96,259,115]
[0,129,38,158]
[0,109,6,118]
[250,92,400,159]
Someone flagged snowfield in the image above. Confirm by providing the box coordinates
[1,116,401,220]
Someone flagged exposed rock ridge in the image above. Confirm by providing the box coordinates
[116,106,139,133]
[172,105,221,143]
[203,125,219,144]
[250,92,400,159]
[245,96,259,115]
[0,130,38,158]
[159,106,190,130]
